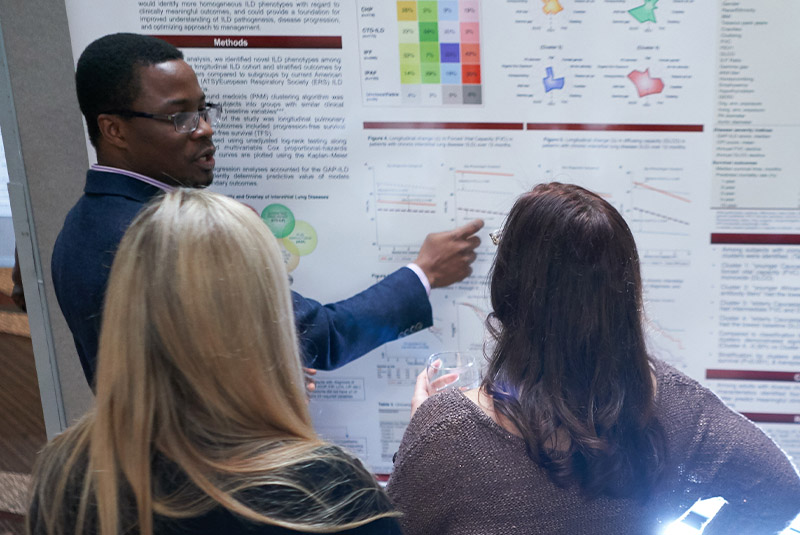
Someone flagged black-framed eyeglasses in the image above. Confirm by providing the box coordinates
[102,103,223,133]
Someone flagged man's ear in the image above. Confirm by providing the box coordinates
[96,114,128,150]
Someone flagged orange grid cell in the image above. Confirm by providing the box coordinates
[462,64,481,84]
[397,1,418,21]
[461,43,480,65]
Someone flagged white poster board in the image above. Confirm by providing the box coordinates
[64,0,800,474]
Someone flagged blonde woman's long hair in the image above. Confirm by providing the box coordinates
[29,189,395,534]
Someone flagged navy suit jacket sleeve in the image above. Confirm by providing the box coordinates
[293,266,432,370]
[53,172,433,384]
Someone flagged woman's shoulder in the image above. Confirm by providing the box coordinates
[180,444,401,535]
[401,389,493,448]
[255,444,401,533]
[294,444,382,490]
[651,358,796,463]
[28,421,96,534]
[246,442,387,502]
[391,389,523,475]
[652,358,702,388]
[177,506,401,535]
[651,358,761,424]
[652,358,723,410]
[652,358,741,428]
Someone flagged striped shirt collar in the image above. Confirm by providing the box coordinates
[90,164,176,192]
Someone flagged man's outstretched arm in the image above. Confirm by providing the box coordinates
[295,219,484,370]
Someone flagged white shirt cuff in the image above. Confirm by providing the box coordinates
[406,263,431,296]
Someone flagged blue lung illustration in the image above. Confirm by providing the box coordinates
[543,67,565,92]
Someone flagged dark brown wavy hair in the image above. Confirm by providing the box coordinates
[484,182,666,497]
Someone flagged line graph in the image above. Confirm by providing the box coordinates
[453,167,529,239]
[370,162,530,250]
[631,206,690,227]
[632,180,691,203]
[375,183,439,214]
[370,162,454,248]
[624,173,693,237]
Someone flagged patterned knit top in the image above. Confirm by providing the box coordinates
[387,359,800,535]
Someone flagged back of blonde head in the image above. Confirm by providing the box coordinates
[29,190,393,535]
[97,188,311,445]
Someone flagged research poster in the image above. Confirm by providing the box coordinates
[64,1,800,474]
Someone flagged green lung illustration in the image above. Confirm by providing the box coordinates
[629,0,658,23]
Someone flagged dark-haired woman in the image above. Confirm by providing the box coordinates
[387,183,800,535]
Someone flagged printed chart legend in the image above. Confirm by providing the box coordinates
[358,0,483,106]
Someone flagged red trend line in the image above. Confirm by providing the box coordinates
[647,320,684,350]
[633,181,691,203]
[455,170,514,177]
[458,302,488,321]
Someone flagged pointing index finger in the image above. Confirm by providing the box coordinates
[454,218,485,239]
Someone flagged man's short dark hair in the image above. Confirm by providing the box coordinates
[75,33,184,146]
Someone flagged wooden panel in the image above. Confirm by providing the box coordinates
[0,333,45,474]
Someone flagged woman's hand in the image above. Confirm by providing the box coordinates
[410,366,432,417]
[410,360,459,416]
[303,367,317,395]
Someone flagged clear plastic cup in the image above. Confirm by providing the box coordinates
[426,351,480,393]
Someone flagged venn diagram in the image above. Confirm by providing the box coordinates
[260,203,318,272]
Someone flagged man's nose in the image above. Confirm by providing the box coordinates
[192,114,214,138]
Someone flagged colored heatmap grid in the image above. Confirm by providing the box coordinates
[396,1,482,105]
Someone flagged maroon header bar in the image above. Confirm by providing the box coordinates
[741,412,800,424]
[711,233,800,245]
[526,123,704,132]
[363,122,524,130]
[152,35,342,49]
[707,369,800,382]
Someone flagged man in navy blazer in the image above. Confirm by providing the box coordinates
[52,33,483,387]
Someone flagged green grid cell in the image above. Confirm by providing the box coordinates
[418,22,439,42]
[421,63,441,83]
[419,42,440,63]
[399,43,421,63]
[398,21,420,43]
[400,63,422,84]
[418,1,439,22]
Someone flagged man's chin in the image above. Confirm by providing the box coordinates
[185,170,214,189]
[157,170,213,188]
[198,170,214,188]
